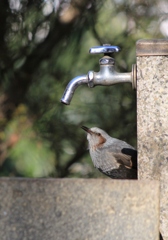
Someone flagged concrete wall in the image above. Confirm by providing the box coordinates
[0,178,159,240]
[137,39,168,239]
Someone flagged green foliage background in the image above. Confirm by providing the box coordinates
[0,0,166,178]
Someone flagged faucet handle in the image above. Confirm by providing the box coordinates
[89,44,120,55]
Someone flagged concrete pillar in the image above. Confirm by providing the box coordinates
[137,39,168,239]
[0,178,159,240]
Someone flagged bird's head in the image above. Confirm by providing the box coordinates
[81,126,109,149]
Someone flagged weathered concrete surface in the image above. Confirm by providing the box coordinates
[137,39,168,239]
[0,178,159,240]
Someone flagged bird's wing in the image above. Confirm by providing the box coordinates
[102,144,137,170]
[121,148,137,169]
[112,152,133,169]
[107,138,137,169]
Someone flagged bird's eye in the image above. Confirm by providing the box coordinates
[97,133,101,136]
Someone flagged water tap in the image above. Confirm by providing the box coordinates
[61,44,136,105]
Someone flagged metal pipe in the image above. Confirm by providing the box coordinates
[60,61,136,105]
[88,65,132,87]
[60,45,137,105]
[61,75,88,105]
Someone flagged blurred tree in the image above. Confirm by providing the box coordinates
[0,0,167,177]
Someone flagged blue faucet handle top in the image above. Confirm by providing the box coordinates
[89,45,121,54]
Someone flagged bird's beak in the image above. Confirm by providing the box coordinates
[81,126,93,135]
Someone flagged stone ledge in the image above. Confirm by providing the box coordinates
[136,39,168,56]
[0,178,159,240]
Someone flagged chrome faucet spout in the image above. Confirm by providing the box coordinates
[61,75,88,105]
[60,44,137,105]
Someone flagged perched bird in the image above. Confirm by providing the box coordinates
[81,126,137,179]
